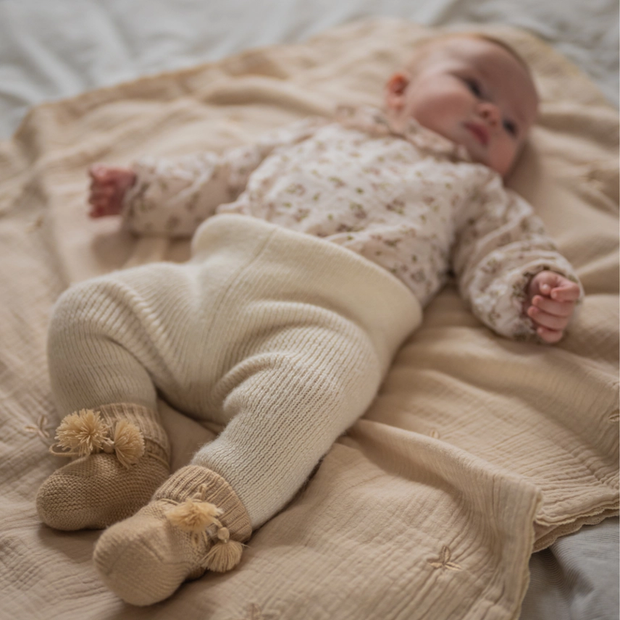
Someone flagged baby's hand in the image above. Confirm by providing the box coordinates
[88,164,136,218]
[524,271,580,344]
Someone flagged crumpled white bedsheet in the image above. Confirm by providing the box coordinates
[0,0,617,140]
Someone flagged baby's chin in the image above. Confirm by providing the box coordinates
[470,154,510,177]
[460,144,510,176]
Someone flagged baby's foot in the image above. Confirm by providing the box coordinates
[93,465,252,606]
[36,404,170,530]
[88,164,136,218]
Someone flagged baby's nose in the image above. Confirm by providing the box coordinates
[479,102,500,126]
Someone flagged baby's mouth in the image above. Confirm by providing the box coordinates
[464,123,489,146]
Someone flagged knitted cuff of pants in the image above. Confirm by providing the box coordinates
[93,465,252,607]
[36,403,170,531]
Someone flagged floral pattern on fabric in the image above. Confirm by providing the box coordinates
[122,106,583,341]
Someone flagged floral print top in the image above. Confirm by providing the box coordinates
[122,105,583,341]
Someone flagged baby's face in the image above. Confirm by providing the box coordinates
[385,37,539,177]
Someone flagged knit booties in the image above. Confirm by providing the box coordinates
[36,403,170,531]
[93,465,252,606]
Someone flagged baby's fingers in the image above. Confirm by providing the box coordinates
[90,163,117,178]
[536,326,564,344]
[89,177,115,200]
[527,306,569,331]
[532,296,573,317]
[89,164,108,181]
[91,184,115,199]
[550,282,580,302]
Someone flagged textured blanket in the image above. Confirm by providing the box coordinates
[0,18,617,620]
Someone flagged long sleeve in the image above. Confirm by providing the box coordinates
[121,118,323,237]
[451,171,584,341]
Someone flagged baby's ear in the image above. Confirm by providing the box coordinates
[384,72,410,110]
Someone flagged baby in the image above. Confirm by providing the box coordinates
[37,33,582,606]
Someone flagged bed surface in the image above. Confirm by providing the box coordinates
[0,2,618,620]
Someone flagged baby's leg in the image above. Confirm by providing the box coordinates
[37,271,181,531]
[84,213,420,606]
[93,314,383,606]
[194,323,382,529]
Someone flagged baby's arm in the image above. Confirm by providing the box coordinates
[116,152,235,237]
[452,171,584,343]
[87,117,324,238]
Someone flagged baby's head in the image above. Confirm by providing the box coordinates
[385,33,539,177]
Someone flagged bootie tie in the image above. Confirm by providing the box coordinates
[93,465,252,606]
[36,403,170,530]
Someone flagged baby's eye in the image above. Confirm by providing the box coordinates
[503,119,518,137]
[465,78,482,97]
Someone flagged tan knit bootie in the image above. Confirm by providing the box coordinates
[36,403,170,531]
[93,465,252,606]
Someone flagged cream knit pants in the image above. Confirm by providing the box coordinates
[48,215,421,528]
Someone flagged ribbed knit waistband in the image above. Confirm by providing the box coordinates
[191,214,422,374]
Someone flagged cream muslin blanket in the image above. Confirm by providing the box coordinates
[0,18,617,620]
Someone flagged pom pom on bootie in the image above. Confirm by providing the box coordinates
[36,404,170,530]
[166,493,245,573]
[93,465,252,606]
[50,409,145,466]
